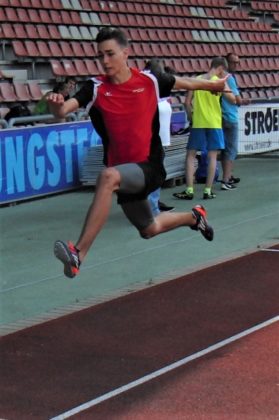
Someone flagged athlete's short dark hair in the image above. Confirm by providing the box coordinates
[210,57,228,70]
[96,28,129,47]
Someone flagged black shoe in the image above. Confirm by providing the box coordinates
[158,201,175,212]
[173,190,194,200]
[203,191,216,199]
[229,176,240,184]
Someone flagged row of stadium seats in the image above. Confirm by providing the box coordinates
[4,0,234,8]
[0,9,253,30]
[251,1,279,13]
[4,24,277,46]
[10,40,279,66]
[237,72,279,88]
[175,87,279,103]
[47,57,279,77]
[167,58,279,74]
[0,0,247,17]
[1,3,274,25]
[0,81,43,102]
[12,40,97,58]
[2,0,279,14]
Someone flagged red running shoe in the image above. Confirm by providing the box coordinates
[54,240,80,278]
[191,205,214,241]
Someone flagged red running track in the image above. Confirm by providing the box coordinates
[0,245,278,419]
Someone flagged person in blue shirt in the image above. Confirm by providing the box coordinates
[220,53,250,190]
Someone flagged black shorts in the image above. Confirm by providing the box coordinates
[116,161,166,205]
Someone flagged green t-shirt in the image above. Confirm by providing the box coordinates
[33,93,50,115]
[192,75,222,129]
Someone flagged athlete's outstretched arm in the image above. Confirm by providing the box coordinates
[47,94,79,118]
[174,74,229,92]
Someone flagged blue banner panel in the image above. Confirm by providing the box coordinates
[0,121,102,204]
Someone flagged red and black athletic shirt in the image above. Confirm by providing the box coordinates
[74,68,175,167]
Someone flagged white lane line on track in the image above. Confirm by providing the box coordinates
[260,248,279,252]
[50,316,279,420]
[1,211,279,294]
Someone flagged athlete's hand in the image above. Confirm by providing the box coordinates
[46,92,65,105]
[210,74,230,92]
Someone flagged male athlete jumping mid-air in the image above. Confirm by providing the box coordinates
[47,28,229,278]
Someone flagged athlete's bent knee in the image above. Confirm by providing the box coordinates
[139,224,157,239]
[98,167,121,190]
[140,231,152,239]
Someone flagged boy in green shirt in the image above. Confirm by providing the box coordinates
[174,57,235,200]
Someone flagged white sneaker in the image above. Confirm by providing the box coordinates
[221,182,237,190]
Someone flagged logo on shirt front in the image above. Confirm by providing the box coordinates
[132,88,145,93]
[104,91,113,96]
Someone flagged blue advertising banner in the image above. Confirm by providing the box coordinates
[0,121,102,204]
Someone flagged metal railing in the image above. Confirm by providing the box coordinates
[5,113,77,128]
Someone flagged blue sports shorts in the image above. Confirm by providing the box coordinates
[187,128,225,151]
[222,119,239,160]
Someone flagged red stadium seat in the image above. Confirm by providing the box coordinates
[0,8,7,22]
[8,0,22,5]
[132,43,144,57]
[151,44,164,57]
[98,13,110,25]
[127,14,140,27]
[39,10,52,24]
[30,0,44,7]
[126,28,140,41]
[28,8,42,23]
[236,73,245,89]
[4,8,18,22]
[49,10,63,24]
[142,43,153,57]
[84,59,102,76]
[25,24,40,40]
[59,41,75,57]
[70,41,85,57]
[49,0,62,9]
[16,8,30,22]
[62,60,79,76]
[27,82,43,101]
[37,25,51,39]
[1,23,16,38]
[12,40,28,57]
[50,60,67,76]
[82,42,96,57]
[60,10,73,25]
[168,44,181,57]
[133,59,146,70]
[80,0,91,10]
[0,82,19,102]
[24,41,40,57]
[73,60,89,76]
[266,73,279,87]
[18,0,33,6]
[48,41,63,57]
[155,29,169,42]
[70,11,82,25]
[48,25,61,39]
[37,41,52,57]
[114,14,126,26]
[13,82,31,101]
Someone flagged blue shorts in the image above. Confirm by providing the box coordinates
[187,128,224,151]
[222,119,239,160]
